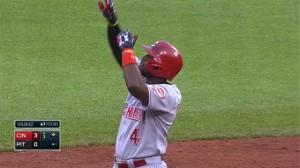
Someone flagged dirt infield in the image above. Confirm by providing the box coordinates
[0,136,299,168]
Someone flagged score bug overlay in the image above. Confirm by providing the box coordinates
[14,120,61,151]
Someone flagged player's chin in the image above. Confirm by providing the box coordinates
[140,68,147,77]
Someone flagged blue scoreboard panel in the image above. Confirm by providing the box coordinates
[14,120,61,151]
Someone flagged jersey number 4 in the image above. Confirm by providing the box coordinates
[130,129,139,145]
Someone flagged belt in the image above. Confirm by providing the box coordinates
[118,159,146,168]
[117,156,163,168]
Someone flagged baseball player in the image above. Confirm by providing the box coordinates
[98,1,183,167]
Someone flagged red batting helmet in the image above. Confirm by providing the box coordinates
[142,41,183,81]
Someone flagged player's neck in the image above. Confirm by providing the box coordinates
[146,77,168,84]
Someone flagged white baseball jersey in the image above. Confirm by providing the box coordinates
[114,83,181,161]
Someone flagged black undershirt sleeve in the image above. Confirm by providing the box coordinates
[107,24,122,67]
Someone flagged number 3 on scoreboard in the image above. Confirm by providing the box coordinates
[130,129,139,145]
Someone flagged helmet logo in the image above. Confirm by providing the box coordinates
[153,85,166,99]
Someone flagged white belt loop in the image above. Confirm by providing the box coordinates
[127,159,135,168]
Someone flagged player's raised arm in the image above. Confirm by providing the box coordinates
[98,0,122,66]
[117,30,149,106]
[98,0,138,67]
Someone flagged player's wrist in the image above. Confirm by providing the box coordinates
[122,48,136,68]
[122,48,133,53]
[107,15,117,26]
[108,21,118,27]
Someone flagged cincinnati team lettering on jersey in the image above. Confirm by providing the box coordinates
[123,103,146,123]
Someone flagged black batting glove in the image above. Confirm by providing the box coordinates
[98,0,117,25]
[117,30,135,50]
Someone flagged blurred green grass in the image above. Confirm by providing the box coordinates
[0,0,299,152]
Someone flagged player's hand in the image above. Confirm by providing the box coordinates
[117,30,135,50]
[98,0,117,25]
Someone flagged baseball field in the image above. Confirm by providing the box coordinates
[0,0,299,167]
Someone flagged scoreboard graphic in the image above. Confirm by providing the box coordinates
[14,120,61,151]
